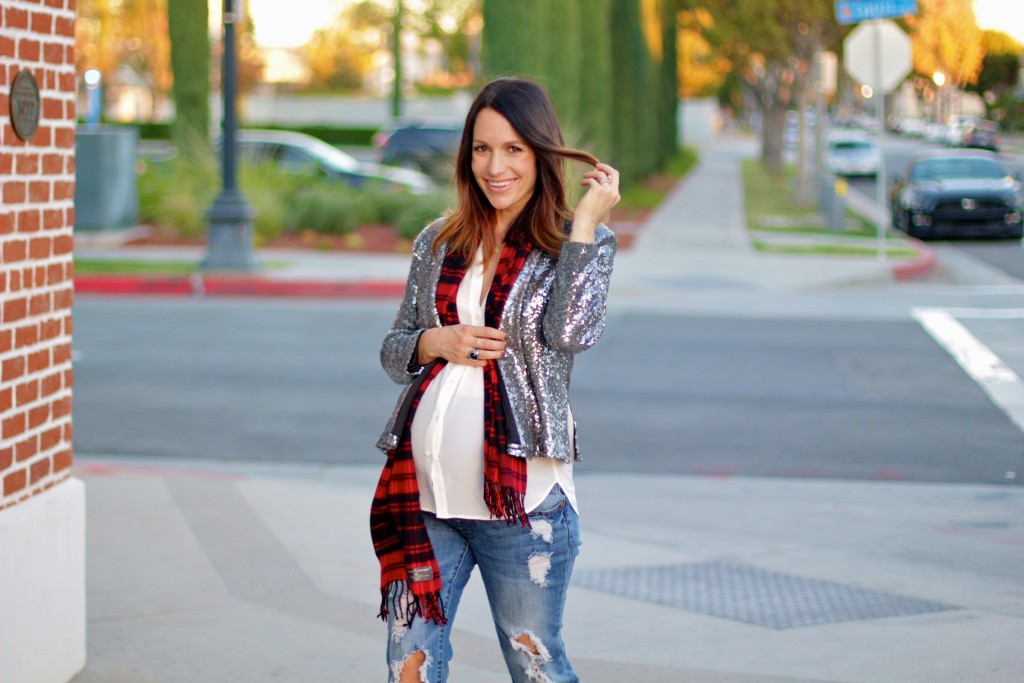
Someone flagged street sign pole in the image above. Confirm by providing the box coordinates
[840,2,917,261]
[874,19,887,261]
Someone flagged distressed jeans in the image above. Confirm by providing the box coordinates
[386,485,581,683]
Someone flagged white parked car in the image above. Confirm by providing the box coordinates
[233,129,436,195]
[944,116,979,147]
[825,130,880,177]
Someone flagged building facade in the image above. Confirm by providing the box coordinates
[0,1,85,681]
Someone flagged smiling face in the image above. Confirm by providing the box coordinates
[471,107,537,227]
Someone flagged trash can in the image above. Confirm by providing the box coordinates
[74,125,139,230]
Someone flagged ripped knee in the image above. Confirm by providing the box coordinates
[510,630,554,682]
[393,649,430,683]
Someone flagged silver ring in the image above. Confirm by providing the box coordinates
[469,348,480,361]
[601,175,611,184]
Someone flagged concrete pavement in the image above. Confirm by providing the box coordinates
[70,133,1024,682]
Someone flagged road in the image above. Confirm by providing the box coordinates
[71,296,1024,486]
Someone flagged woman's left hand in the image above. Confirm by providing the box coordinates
[571,162,620,239]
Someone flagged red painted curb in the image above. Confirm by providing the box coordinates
[891,237,937,281]
[74,275,406,299]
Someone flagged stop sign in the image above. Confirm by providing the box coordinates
[843,19,913,94]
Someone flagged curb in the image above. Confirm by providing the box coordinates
[74,275,406,299]
[891,236,937,281]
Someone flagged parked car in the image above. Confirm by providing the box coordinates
[889,149,1023,240]
[373,120,462,181]
[898,117,925,138]
[960,119,1000,152]
[943,115,979,147]
[825,130,880,177]
[234,129,435,195]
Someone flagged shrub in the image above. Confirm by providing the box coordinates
[137,151,218,237]
[288,183,363,234]
[239,163,295,241]
[138,151,454,243]
[393,191,455,239]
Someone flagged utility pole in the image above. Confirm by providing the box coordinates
[202,0,257,271]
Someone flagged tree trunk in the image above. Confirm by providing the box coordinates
[167,0,210,150]
[794,81,812,206]
[761,102,785,176]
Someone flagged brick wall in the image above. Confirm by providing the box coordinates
[1,0,77,512]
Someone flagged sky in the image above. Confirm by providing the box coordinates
[247,0,343,48]
[236,0,1024,49]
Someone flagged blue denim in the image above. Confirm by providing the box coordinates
[386,485,581,683]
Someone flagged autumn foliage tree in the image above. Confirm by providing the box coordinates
[905,0,984,89]
[76,0,173,119]
[677,8,731,99]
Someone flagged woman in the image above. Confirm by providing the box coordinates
[371,77,619,683]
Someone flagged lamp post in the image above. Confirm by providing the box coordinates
[201,0,256,271]
[932,71,945,123]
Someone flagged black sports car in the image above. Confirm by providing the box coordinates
[890,150,1023,240]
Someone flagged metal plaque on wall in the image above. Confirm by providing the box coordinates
[10,70,41,141]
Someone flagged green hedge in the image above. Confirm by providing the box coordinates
[96,120,379,146]
[482,0,677,183]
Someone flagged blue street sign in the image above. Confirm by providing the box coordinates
[835,0,917,24]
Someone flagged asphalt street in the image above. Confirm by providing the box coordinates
[71,296,1024,485]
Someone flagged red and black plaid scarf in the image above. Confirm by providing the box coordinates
[371,229,533,626]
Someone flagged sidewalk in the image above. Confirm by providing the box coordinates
[72,455,1024,683]
[70,134,1024,682]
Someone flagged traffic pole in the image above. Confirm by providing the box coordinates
[873,19,887,262]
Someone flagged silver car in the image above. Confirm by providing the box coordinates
[235,129,435,195]
[825,131,879,177]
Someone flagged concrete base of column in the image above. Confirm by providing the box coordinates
[0,478,86,683]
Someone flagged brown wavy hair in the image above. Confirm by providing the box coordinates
[433,77,600,258]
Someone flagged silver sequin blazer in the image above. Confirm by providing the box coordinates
[377,218,617,463]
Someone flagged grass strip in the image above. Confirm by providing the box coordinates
[74,258,198,275]
[75,258,290,275]
[752,241,917,259]
[741,159,875,236]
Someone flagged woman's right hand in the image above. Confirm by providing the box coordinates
[417,325,508,367]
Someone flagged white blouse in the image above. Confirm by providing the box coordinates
[411,246,578,520]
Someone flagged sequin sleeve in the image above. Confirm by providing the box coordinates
[380,223,444,384]
[541,225,616,354]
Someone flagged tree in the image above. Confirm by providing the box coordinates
[406,0,479,82]
[678,8,731,99]
[76,0,173,120]
[967,30,1021,109]
[304,19,378,91]
[300,0,480,95]
[167,0,211,147]
[906,0,983,89]
[704,0,845,175]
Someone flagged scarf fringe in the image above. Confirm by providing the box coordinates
[379,580,448,626]
[485,481,531,529]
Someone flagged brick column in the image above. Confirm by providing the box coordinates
[0,1,85,682]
